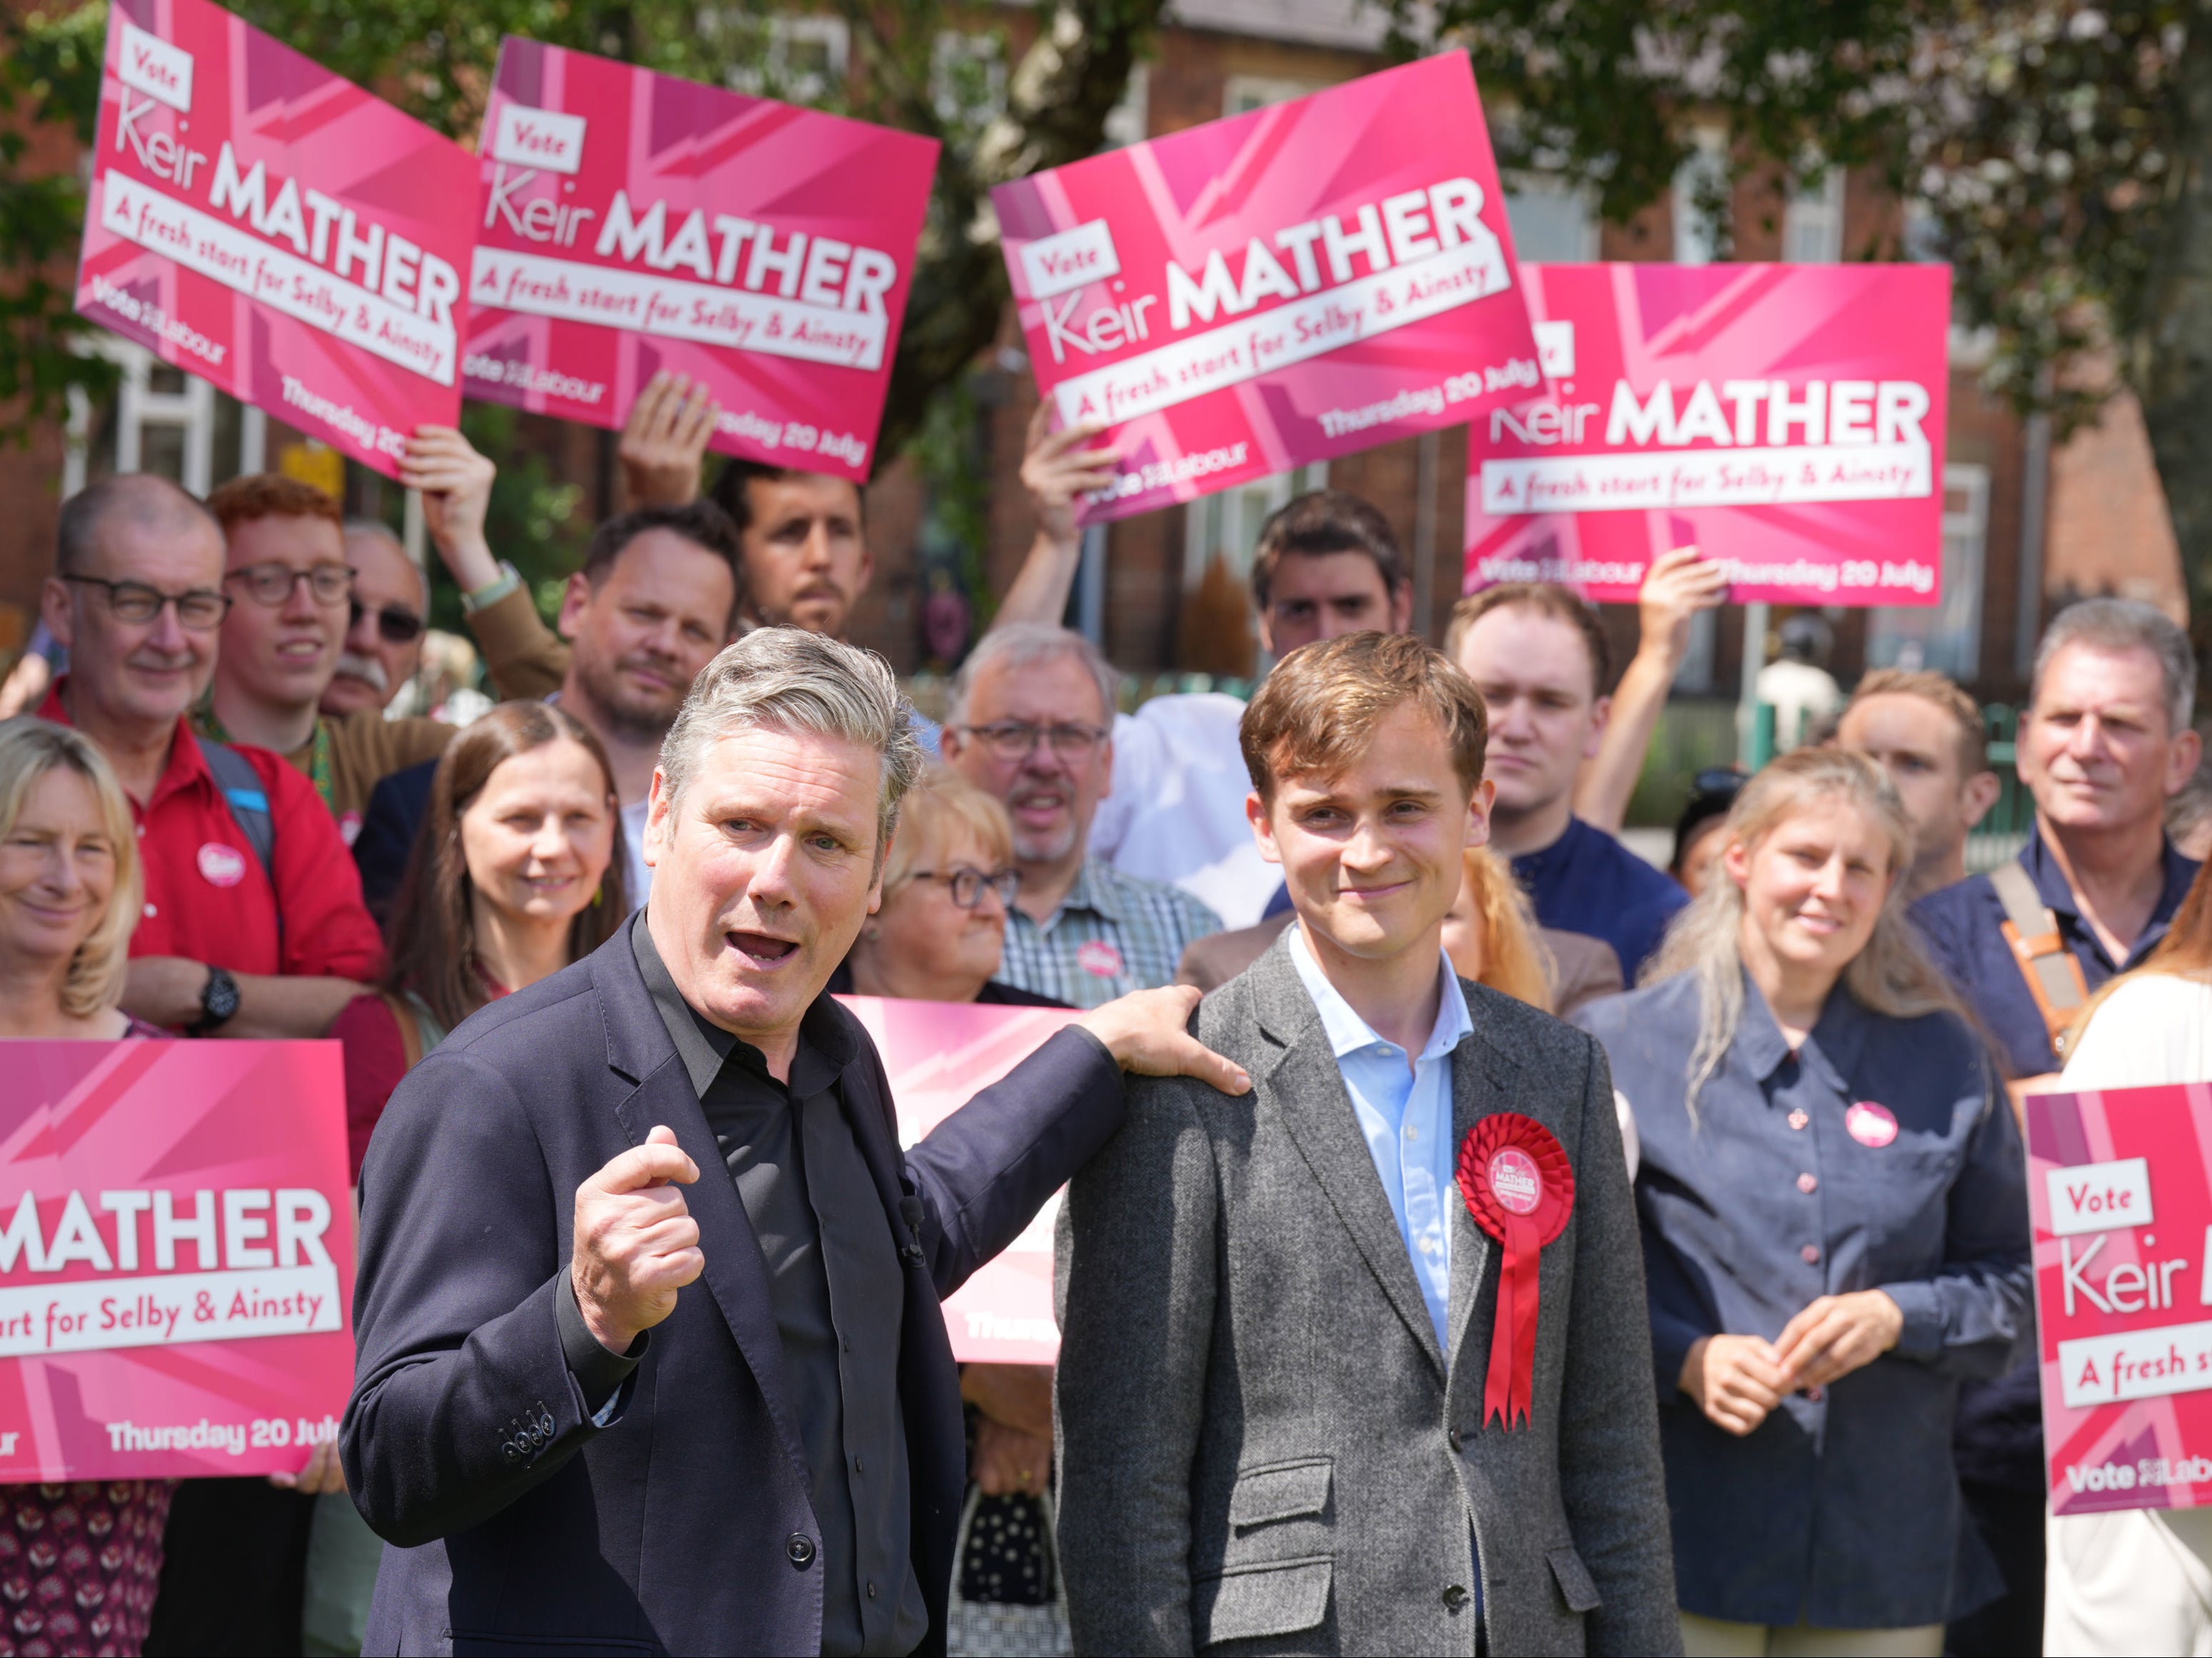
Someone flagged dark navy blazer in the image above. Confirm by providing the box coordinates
[1577,971,2032,1630]
[342,925,1122,1655]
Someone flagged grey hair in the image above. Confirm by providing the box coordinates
[2032,597,2197,733]
[55,473,217,576]
[946,624,1120,728]
[659,626,925,853]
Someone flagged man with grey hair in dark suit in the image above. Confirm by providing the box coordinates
[1056,630,1678,1656]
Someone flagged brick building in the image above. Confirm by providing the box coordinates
[1,0,2187,733]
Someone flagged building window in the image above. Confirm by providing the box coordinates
[1783,168,1846,263]
[1673,130,1729,266]
[1102,63,1149,147]
[1222,74,1324,117]
[728,15,850,102]
[1503,178,1598,263]
[1183,463,1330,590]
[1866,465,1990,680]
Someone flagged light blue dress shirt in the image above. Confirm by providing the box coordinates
[1288,925,1474,1351]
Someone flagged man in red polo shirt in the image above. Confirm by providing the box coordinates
[36,471,380,1033]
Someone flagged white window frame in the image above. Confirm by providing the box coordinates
[1783,166,1846,263]
[1502,176,1600,263]
[1865,463,1990,680]
[728,14,850,103]
[1182,462,1330,591]
[63,338,240,501]
[1672,128,1729,266]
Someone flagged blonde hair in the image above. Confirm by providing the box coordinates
[0,719,142,1019]
[881,767,1015,897]
[1643,747,1963,1112]
[1462,845,1553,1012]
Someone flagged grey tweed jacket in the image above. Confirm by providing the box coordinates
[1055,933,1678,1656]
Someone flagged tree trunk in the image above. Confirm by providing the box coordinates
[2130,0,2212,713]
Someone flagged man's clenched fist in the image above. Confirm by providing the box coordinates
[572,1125,704,1353]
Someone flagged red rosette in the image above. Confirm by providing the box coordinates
[1456,1113,1575,1430]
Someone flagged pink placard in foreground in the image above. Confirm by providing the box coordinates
[463,38,940,481]
[839,997,1083,1364]
[992,52,1539,523]
[2027,1082,2212,1516]
[1463,263,1951,606]
[0,1041,354,1481]
[76,0,476,477]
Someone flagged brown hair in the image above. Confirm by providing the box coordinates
[1444,584,1613,697]
[1844,667,1991,780]
[383,702,628,1029]
[1461,844,1552,1012]
[2067,855,2212,1048]
[1249,490,1406,611]
[0,719,142,1019]
[579,501,747,636]
[206,473,344,535]
[1240,631,1487,804]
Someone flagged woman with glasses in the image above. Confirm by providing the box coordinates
[830,767,1066,1009]
[825,768,1072,1652]
[0,719,180,1654]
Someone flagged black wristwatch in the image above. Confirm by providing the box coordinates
[190,965,241,1036]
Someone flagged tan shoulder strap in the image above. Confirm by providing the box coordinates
[380,992,426,1072]
[1989,863,2091,1047]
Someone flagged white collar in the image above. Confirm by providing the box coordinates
[1288,922,1472,1065]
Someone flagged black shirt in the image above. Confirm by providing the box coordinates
[627,915,928,1657]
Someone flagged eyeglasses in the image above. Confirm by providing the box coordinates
[957,720,1110,763]
[224,561,352,608]
[60,574,231,631]
[349,598,425,644]
[907,866,1020,909]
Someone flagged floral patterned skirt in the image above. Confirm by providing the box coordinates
[0,1483,174,1657]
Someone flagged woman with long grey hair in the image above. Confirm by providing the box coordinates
[1575,747,2032,1657]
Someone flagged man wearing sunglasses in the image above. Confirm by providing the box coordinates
[942,624,1222,1007]
[320,519,428,719]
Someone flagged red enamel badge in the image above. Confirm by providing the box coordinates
[1457,1113,1575,1429]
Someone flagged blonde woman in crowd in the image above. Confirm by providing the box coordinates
[826,767,1071,1652]
[2044,855,2212,1655]
[1576,749,2032,1657]
[0,718,173,1653]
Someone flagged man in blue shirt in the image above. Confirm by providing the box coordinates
[1054,630,1677,1656]
[1911,596,2202,1656]
[1448,584,1687,982]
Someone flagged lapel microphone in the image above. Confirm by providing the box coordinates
[897,1196,927,1267]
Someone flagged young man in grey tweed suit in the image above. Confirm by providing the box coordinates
[1056,631,1679,1656]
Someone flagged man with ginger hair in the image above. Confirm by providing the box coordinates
[1056,631,1676,1655]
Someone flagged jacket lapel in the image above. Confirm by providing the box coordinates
[1250,940,1447,1381]
[589,937,813,1490]
[1444,1009,1520,1381]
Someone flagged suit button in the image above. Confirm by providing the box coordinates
[1448,1427,1464,1453]
[1443,1584,1469,1611]
[786,1533,816,1568]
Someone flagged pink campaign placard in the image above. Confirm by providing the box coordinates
[1463,263,1951,606]
[2026,1082,2212,1515]
[74,0,476,477]
[992,53,1540,524]
[463,39,940,481]
[837,997,1083,1364]
[0,1041,354,1482]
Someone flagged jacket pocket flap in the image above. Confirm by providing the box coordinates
[1227,1458,1333,1530]
[1194,1556,1333,1646]
[1547,1542,1603,1613]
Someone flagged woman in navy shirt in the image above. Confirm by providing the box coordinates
[1578,749,2031,1656]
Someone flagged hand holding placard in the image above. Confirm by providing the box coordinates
[571,1125,703,1354]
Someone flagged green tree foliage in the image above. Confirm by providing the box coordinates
[1394,0,2212,692]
